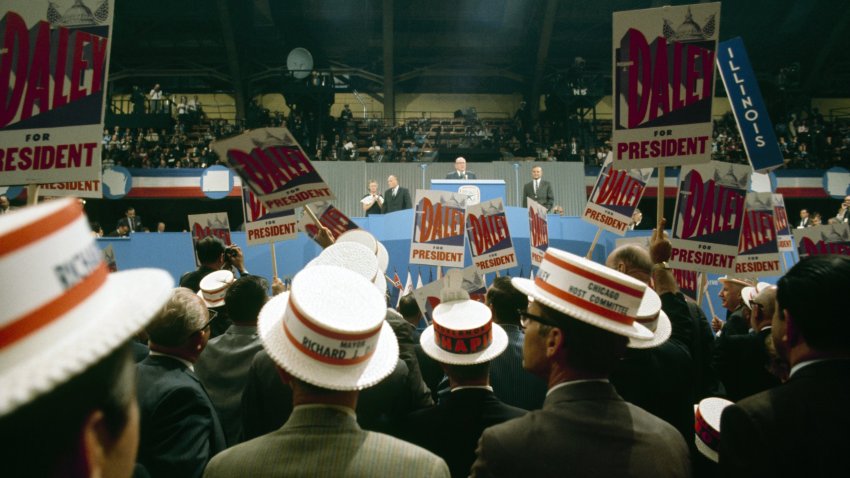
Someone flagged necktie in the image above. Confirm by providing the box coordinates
[392,189,397,198]
[534,180,538,195]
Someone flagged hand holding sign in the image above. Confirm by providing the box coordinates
[650,218,673,263]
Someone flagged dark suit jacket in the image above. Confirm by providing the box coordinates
[489,324,547,410]
[179,265,218,293]
[241,351,428,439]
[136,355,226,478]
[712,328,781,402]
[720,359,850,477]
[401,388,526,478]
[445,171,477,179]
[471,381,691,477]
[611,292,695,443]
[117,215,143,232]
[522,180,554,210]
[686,298,726,400]
[721,306,750,337]
[383,187,413,213]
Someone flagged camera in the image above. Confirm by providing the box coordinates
[225,245,239,258]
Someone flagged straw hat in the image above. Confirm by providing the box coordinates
[741,282,772,309]
[308,242,385,293]
[257,265,398,391]
[0,199,173,416]
[694,397,734,462]
[627,287,671,349]
[511,248,656,341]
[197,270,235,308]
[336,229,389,274]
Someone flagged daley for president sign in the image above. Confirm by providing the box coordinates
[0,1,115,186]
[584,153,653,234]
[410,190,467,268]
[612,2,720,170]
[465,198,517,274]
[734,192,781,277]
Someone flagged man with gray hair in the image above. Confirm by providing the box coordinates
[136,288,226,478]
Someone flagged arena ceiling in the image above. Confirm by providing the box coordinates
[108,0,850,101]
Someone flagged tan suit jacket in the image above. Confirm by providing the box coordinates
[205,405,449,477]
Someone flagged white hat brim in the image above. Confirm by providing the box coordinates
[258,292,399,391]
[0,268,174,415]
[694,433,719,463]
[718,276,753,288]
[628,310,671,349]
[419,322,508,365]
[376,241,389,273]
[511,277,654,340]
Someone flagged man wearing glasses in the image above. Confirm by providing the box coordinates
[712,285,782,402]
[136,288,226,478]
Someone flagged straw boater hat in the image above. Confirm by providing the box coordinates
[197,270,235,308]
[419,271,508,365]
[0,199,173,416]
[257,265,398,391]
[307,242,385,293]
[741,282,772,310]
[627,287,672,349]
[511,248,657,342]
[694,397,734,462]
[718,275,755,288]
[335,229,389,275]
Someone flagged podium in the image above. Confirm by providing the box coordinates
[430,179,506,205]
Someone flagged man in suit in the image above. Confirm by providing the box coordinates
[797,208,811,228]
[711,276,752,337]
[521,166,554,211]
[195,275,267,446]
[720,255,850,476]
[712,285,781,402]
[137,288,226,478]
[206,266,449,477]
[484,276,547,410]
[446,156,477,179]
[117,206,143,233]
[382,174,413,213]
[471,245,690,477]
[179,238,247,293]
[402,285,526,477]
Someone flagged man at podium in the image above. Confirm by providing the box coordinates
[446,157,477,179]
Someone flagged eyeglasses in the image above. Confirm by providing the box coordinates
[189,309,217,336]
[517,309,561,330]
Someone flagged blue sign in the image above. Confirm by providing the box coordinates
[716,37,784,173]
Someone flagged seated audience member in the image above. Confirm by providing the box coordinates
[712,285,781,402]
[136,288,226,478]
[471,248,690,477]
[206,266,449,477]
[484,276,547,410]
[0,199,173,478]
[720,255,850,476]
[605,238,695,444]
[179,237,247,292]
[402,277,526,477]
[108,223,130,237]
[195,275,268,446]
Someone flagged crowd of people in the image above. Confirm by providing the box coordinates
[2,196,849,478]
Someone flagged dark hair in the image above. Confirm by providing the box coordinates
[0,343,135,477]
[196,236,226,265]
[777,255,850,351]
[486,276,527,325]
[225,275,268,323]
[538,303,628,375]
[398,294,421,321]
[443,362,490,381]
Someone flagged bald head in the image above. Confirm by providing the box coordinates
[605,244,652,285]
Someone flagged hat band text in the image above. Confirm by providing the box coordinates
[282,299,379,366]
[534,277,635,326]
[434,320,493,355]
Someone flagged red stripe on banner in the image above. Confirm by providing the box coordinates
[282,320,375,366]
[0,200,80,259]
[544,253,643,298]
[534,277,635,326]
[288,299,381,341]
[775,187,828,198]
[126,187,241,198]
[0,264,108,349]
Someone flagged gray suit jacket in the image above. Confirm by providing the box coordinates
[471,381,691,478]
[205,406,450,477]
[194,324,263,446]
[522,179,554,210]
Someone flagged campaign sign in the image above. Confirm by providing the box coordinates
[38,179,103,198]
[0,1,114,186]
[210,128,335,213]
[734,192,781,277]
[188,212,231,266]
[793,223,850,258]
[412,265,487,319]
[584,153,653,234]
[241,188,297,246]
[611,2,720,169]
[299,201,359,241]
[716,38,784,173]
[465,198,517,274]
[670,161,750,274]
[672,268,699,300]
[772,194,794,252]
[528,198,549,267]
[410,190,467,268]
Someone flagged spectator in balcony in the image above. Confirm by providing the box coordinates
[149,84,163,113]
[385,138,397,162]
[340,104,354,122]
[368,140,383,163]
